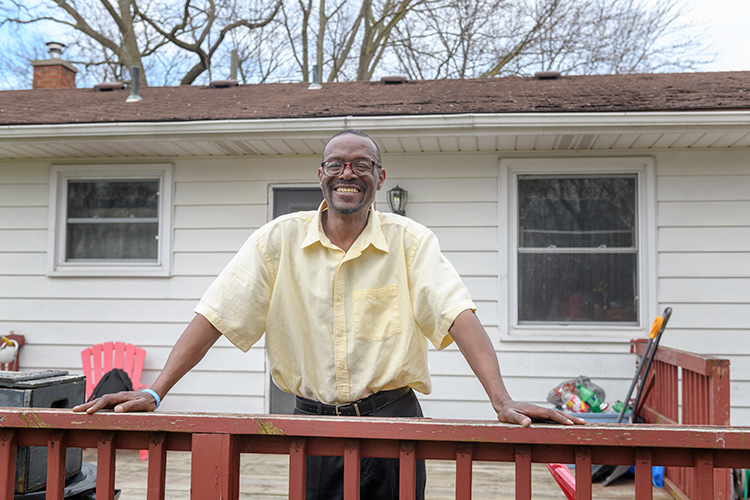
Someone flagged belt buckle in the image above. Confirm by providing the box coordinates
[335,402,361,417]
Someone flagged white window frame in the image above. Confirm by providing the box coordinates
[47,164,173,277]
[499,157,656,342]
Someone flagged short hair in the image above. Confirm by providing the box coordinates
[325,129,382,164]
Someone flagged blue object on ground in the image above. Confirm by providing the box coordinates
[653,466,665,487]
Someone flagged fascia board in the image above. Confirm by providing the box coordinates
[2,111,750,142]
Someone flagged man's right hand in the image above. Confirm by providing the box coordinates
[72,391,158,414]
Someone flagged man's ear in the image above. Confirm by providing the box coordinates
[377,167,386,190]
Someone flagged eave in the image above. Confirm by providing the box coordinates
[1,111,749,160]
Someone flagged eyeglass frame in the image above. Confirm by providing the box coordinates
[320,159,381,177]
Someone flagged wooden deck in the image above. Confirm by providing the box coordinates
[95,449,674,499]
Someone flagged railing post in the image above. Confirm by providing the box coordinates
[634,448,653,500]
[46,430,67,500]
[289,437,307,500]
[343,439,361,500]
[455,443,473,500]
[694,451,714,500]
[147,432,168,500]
[574,447,592,500]
[191,433,239,500]
[0,429,17,500]
[514,444,531,500]
[96,431,117,500]
[399,441,417,500]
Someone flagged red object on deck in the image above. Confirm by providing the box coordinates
[546,463,576,500]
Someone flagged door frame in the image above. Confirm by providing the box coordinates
[264,183,324,414]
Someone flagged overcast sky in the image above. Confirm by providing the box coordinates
[680,0,750,71]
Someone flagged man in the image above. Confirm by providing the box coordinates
[75,129,584,499]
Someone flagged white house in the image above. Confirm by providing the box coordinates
[1,57,748,424]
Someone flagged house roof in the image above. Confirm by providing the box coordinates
[1,71,749,159]
[2,71,749,126]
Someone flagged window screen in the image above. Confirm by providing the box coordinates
[517,175,638,324]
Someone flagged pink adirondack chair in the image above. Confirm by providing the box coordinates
[81,341,148,460]
[81,342,147,400]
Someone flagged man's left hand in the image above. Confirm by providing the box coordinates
[494,398,586,426]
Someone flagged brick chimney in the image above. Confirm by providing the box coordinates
[31,42,77,89]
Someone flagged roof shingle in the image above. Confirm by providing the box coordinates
[1,72,748,126]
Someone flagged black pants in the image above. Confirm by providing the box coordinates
[293,388,426,500]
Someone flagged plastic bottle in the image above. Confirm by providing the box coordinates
[562,391,589,413]
[577,384,605,413]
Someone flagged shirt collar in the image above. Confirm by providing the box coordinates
[302,201,389,253]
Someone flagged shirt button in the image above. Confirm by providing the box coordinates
[336,295,343,302]
[337,330,344,336]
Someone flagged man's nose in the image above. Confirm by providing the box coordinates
[339,164,358,179]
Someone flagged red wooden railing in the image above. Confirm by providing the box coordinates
[0,408,748,500]
[632,339,732,500]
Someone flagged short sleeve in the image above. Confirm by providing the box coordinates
[195,229,275,352]
[407,228,476,350]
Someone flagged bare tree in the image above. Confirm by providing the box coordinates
[511,0,712,75]
[1,0,280,86]
[388,0,712,79]
[134,0,281,85]
[0,0,713,89]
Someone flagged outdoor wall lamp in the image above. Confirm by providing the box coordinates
[387,185,408,215]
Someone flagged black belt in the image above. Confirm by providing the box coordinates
[295,387,411,416]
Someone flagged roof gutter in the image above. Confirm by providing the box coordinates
[2,111,750,142]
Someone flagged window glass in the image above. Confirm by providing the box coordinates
[518,176,637,324]
[66,180,159,261]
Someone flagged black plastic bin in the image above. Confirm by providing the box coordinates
[0,370,85,494]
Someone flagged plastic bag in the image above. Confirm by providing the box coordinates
[547,375,606,408]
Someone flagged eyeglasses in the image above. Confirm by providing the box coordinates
[321,159,379,176]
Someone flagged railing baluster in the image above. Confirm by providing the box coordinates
[96,431,117,500]
[343,439,361,500]
[0,429,17,500]
[191,433,239,500]
[289,437,307,500]
[455,443,473,500]
[46,430,67,500]
[694,451,714,500]
[574,447,592,500]
[514,444,532,500]
[147,432,168,500]
[634,448,653,500]
[399,441,417,500]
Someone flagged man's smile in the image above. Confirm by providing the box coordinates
[334,185,361,193]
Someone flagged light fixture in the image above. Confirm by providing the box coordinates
[387,185,407,216]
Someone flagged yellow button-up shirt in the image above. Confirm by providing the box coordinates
[195,202,475,404]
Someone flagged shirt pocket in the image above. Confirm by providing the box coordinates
[353,285,402,341]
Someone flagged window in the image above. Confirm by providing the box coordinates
[501,158,656,338]
[49,165,172,276]
[518,175,637,324]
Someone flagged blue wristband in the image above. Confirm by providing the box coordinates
[142,388,161,409]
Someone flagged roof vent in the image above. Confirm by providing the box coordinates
[94,82,125,91]
[308,64,322,90]
[210,79,238,88]
[46,42,65,59]
[126,66,143,102]
[381,75,408,84]
[534,71,561,80]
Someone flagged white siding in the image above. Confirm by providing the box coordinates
[654,149,750,425]
[1,147,747,424]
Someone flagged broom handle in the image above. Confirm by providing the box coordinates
[630,307,672,423]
